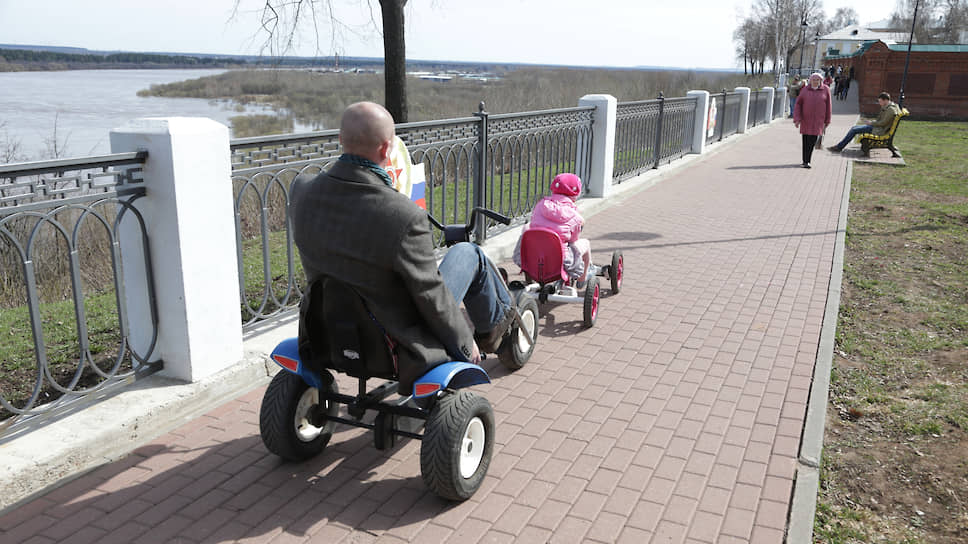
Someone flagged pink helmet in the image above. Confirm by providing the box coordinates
[550,173,582,197]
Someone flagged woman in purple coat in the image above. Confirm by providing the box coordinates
[793,73,832,168]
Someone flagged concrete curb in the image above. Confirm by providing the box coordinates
[787,158,852,542]
[0,120,774,516]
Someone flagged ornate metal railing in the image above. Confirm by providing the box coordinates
[773,87,786,119]
[484,106,594,223]
[706,90,745,145]
[748,89,772,127]
[0,153,161,431]
[613,95,698,182]
[230,104,595,328]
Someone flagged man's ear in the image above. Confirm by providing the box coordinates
[377,139,393,165]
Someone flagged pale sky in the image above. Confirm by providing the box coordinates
[0,0,897,70]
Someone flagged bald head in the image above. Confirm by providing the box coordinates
[340,101,395,164]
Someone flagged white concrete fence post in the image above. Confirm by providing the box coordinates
[577,94,616,198]
[764,87,776,122]
[110,118,243,382]
[735,87,751,134]
[686,90,710,155]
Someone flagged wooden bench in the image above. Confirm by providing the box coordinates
[855,107,909,157]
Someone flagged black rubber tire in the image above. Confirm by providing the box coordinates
[259,371,338,461]
[497,290,538,370]
[420,390,494,501]
[609,251,623,294]
[583,276,600,328]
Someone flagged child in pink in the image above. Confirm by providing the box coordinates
[515,173,592,283]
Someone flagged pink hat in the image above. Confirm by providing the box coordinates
[551,173,582,197]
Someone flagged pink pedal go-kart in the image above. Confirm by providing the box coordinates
[512,227,623,328]
[259,208,538,502]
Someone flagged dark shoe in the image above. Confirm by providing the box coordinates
[802,163,811,169]
[827,145,842,153]
[474,306,514,353]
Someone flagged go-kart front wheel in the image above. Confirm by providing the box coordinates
[583,276,600,328]
[259,371,338,461]
[420,390,495,501]
[497,291,539,371]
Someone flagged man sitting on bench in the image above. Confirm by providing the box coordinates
[827,92,901,152]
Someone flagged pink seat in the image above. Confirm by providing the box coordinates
[519,228,568,284]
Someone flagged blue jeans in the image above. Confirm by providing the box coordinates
[438,242,511,334]
[835,125,873,149]
[789,97,796,117]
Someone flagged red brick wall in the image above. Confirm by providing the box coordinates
[824,41,968,119]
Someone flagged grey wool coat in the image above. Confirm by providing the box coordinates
[289,161,475,391]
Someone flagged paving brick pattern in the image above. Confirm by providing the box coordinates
[0,109,857,543]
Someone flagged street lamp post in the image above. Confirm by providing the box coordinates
[899,0,922,108]
[798,19,808,75]
[813,31,821,72]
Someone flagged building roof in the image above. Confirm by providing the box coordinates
[820,23,905,44]
[824,40,880,59]
[865,18,900,32]
[886,43,968,52]
[824,40,968,59]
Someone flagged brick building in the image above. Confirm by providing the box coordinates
[824,40,968,119]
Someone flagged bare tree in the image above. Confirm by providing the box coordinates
[235,0,410,122]
[749,0,825,73]
[1,121,26,164]
[753,0,793,74]
[891,0,941,43]
[379,0,407,123]
[734,19,757,74]
[828,7,859,30]
[735,16,773,74]
[937,0,968,42]
[43,114,71,160]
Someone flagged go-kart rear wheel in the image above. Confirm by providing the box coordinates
[497,291,538,370]
[259,371,338,461]
[609,251,623,294]
[583,276,600,328]
[420,390,494,501]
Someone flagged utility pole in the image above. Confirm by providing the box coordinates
[899,0,922,108]
[798,19,808,74]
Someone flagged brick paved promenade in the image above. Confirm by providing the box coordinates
[1,100,861,543]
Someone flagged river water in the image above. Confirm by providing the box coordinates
[0,69,305,162]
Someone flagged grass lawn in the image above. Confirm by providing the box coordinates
[814,120,968,542]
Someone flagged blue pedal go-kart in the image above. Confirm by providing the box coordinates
[259,208,538,501]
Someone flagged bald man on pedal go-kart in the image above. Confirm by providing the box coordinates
[290,101,519,385]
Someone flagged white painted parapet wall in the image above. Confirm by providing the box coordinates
[686,90,711,155]
[578,94,617,198]
[734,87,751,133]
[763,87,776,121]
[110,118,243,382]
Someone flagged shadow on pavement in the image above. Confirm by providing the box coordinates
[8,424,451,541]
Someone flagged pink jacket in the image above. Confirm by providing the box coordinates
[528,193,584,253]
[793,84,832,136]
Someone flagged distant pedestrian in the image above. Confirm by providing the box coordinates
[793,72,832,168]
[839,76,850,100]
[788,75,803,118]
